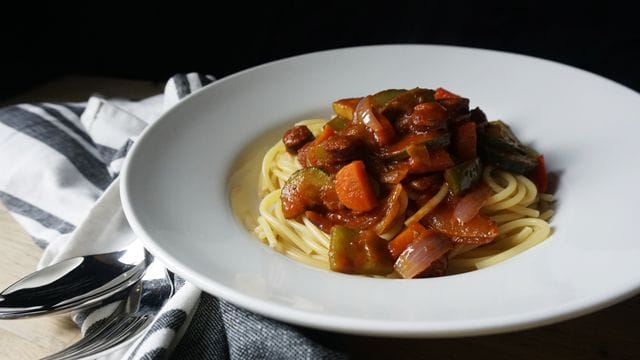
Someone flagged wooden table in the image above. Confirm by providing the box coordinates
[1,77,639,360]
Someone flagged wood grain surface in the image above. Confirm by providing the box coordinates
[0,77,638,360]
[0,204,81,360]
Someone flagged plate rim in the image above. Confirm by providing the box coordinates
[120,44,640,337]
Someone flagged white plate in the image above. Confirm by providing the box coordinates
[121,45,640,337]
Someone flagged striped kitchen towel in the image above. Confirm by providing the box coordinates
[0,73,345,360]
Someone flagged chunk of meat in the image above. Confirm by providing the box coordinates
[395,102,448,135]
[282,125,314,154]
[418,255,448,277]
[425,202,499,244]
[405,174,444,202]
[323,135,359,163]
[297,135,360,173]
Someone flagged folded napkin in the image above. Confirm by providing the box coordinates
[0,74,345,359]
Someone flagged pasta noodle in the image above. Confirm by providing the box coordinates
[256,119,331,269]
[255,119,554,274]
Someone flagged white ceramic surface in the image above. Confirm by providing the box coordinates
[121,45,640,337]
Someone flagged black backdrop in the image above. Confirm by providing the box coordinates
[2,2,639,99]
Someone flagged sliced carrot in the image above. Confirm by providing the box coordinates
[453,121,477,161]
[314,125,335,144]
[388,223,434,259]
[335,160,378,212]
[434,87,462,100]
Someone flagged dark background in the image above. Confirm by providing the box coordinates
[1,1,639,101]
[1,3,639,359]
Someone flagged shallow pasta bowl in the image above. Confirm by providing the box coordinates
[120,45,640,337]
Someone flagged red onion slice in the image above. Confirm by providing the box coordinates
[394,233,453,279]
[375,184,408,235]
[453,185,492,223]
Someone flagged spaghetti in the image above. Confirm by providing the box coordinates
[253,88,555,277]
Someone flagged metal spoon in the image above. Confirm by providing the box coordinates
[0,241,149,319]
[41,259,174,360]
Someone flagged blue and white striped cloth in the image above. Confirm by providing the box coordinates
[0,74,344,359]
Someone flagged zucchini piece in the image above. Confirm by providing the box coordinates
[479,144,538,174]
[381,88,436,119]
[326,116,349,131]
[478,120,539,174]
[371,89,406,108]
[479,120,529,155]
[329,226,394,275]
[328,225,357,271]
[280,167,332,218]
[332,98,361,121]
[381,133,451,160]
[331,90,407,125]
[444,158,482,195]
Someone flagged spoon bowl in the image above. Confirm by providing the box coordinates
[0,241,149,319]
